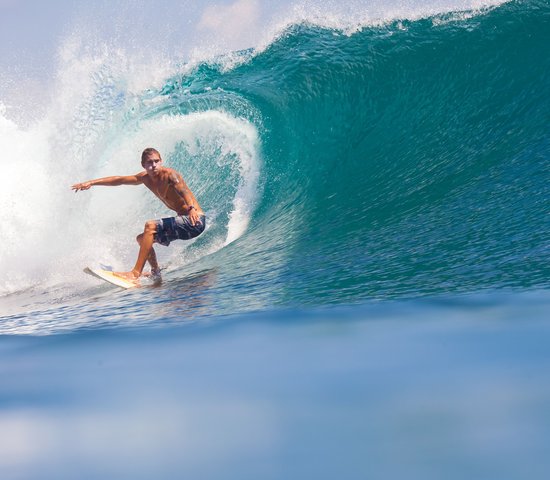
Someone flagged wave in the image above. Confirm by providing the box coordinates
[1,0,548,305]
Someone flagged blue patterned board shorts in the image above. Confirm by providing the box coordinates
[153,215,206,246]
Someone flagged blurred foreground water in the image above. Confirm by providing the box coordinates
[1,291,549,480]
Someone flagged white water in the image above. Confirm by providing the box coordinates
[0,92,261,295]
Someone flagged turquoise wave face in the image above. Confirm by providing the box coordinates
[153,0,549,306]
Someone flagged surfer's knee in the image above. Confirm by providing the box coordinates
[144,220,157,234]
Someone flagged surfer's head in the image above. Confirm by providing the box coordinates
[141,147,163,175]
[141,148,161,165]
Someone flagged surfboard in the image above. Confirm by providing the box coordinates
[84,266,138,289]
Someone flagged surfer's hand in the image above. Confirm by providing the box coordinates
[72,182,91,192]
[188,207,200,226]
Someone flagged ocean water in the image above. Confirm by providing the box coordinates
[1,0,549,478]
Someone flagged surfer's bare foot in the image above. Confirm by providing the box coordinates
[113,270,141,283]
[142,268,162,278]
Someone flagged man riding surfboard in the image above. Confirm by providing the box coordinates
[72,148,205,284]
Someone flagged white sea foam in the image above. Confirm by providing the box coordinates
[0,20,262,295]
[0,92,260,296]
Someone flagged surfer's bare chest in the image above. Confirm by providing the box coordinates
[143,176,185,210]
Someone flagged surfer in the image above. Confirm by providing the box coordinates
[71,148,205,283]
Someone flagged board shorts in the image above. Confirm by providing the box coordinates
[153,214,206,246]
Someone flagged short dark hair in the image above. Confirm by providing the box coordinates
[141,148,161,165]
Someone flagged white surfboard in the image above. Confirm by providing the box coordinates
[84,266,138,289]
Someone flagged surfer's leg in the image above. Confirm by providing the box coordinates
[114,221,157,281]
[147,247,160,276]
[136,232,160,275]
[132,220,157,275]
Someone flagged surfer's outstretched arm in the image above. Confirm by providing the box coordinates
[71,173,145,192]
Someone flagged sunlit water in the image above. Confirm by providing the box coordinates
[1,0,549,478]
